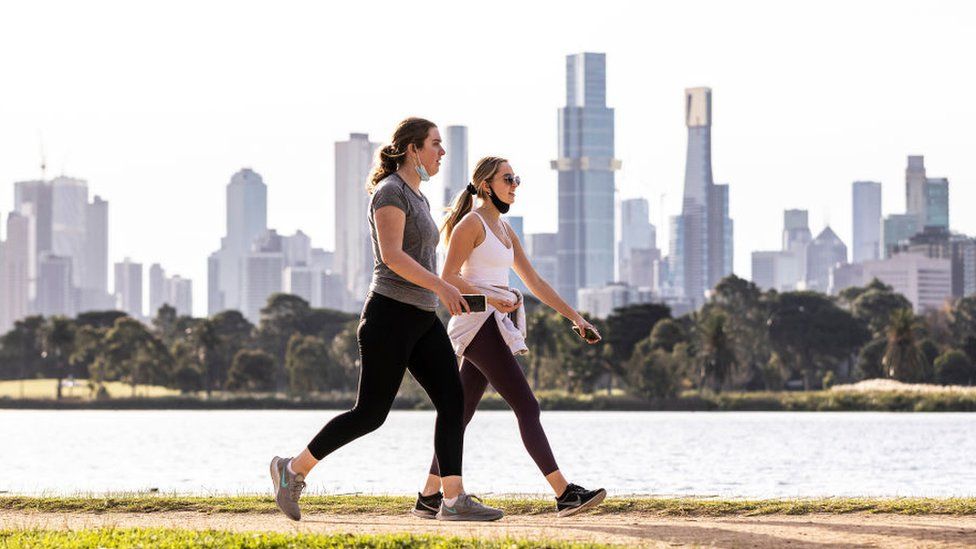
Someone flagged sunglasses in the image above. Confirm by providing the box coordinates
[501,175,521,186]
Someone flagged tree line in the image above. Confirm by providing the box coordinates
[2,275,975,401]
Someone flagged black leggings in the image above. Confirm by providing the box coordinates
[307,292,465,476]
[430,317,559,477]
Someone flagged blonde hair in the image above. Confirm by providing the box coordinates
[440,156,508,243]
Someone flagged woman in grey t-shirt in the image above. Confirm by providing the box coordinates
[269,117,502,522]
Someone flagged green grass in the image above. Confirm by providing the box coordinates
[3,494,975,516]
[4,380,976,411]
[0,528,613,549]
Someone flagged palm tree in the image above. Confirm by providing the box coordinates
[882,308,927,382]
[698,312,736,393]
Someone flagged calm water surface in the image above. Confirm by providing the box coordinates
[1,410,973,497]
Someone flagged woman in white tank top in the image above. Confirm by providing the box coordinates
[411,156,607,519]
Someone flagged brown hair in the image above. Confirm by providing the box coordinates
[440,156,508,243]
[366,117,437,194]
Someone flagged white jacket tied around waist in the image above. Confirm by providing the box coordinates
[446,212,528,357]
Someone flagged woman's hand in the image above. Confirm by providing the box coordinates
[489,296,518,313]
[436,281,470,316]
[572,315,601,344]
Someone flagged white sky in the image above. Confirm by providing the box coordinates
[1,0,974,317]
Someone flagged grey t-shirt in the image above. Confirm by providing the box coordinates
[367,173,440,311]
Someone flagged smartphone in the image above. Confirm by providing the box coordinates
[461,294,487,313]
[574,325,601,343]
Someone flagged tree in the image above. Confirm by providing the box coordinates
[702,275,770,389]
[328,320,362,391]
[697,312,736,392]
[209,310,255,389]
[935,350,976,386]
[256,293,313,390]
[649,319,685,353]
[949,296,976,363]
[75,310,128,329]
[882,309,928,382]
[605,303,671,371]
[94,317,173,396]
[0,316,45,381]
[226,349,276,392]
[855,338,887,379]
[151,304,180,346]
[851,287,913,337]
[285,334,330,397]
[625,338,680,399]
[183,319,219,398]
[554,314,607,393]
[39,316,76,399]
[767,292,870,390]
[524,310,557,390]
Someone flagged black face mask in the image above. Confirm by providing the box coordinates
[487,188,511,214]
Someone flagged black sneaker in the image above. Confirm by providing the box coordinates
[411,491,443,519]
[555,483,606,517]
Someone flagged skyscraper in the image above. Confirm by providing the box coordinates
[905,155,927,229]
[618,198,658,287]
[165,276,193,317]
[14,180,52,254]
[242,230,285,323]
[208,168,268,315]
[805,227,847,292]
[335,133,379,310]
[551,52,620,306]
[35,253,74,317]
[149,263,166,316]
[883,213,919,258]
[0,212,33,332]
[925,177,949,229]
[442,125,469,210]
[50,176,89,288]
[114,258,143,318]
[852,181,882,263]
[525,233,558,291]
[673,87,733,306]
[82,195,109,300]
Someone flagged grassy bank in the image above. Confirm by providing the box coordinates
[3,495,976,516]
[4,388,976,411]
[0,528,611,549]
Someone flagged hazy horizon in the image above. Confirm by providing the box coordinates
[2,0,974,317]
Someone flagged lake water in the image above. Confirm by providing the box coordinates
[1,410,973,497]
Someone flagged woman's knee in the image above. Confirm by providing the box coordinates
[513,395,542,421]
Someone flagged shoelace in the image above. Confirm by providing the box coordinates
[289,477,306,502]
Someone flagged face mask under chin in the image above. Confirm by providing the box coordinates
[414,153,431,182]
[488,188,511,214]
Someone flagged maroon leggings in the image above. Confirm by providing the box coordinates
[429,317,559,476]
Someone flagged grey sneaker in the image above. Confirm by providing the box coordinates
[270,456,306,521]
[435,493,504,522]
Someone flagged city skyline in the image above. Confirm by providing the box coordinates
[2,1,975,317]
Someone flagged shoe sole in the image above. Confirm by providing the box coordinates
[557,489,607,518]
[435,512,504,522]
[410,508,438,519]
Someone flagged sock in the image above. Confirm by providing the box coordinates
[286,460,298,476]
[443,495,459,506]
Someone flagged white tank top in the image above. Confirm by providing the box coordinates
[460,211,514,286]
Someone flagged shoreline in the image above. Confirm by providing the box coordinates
[3,389,976,412]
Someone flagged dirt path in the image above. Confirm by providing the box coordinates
[2,510,975,548]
